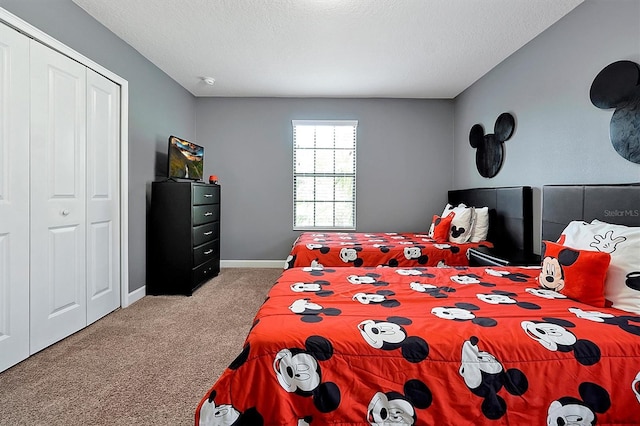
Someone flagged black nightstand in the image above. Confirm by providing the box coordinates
[468,246,540,267]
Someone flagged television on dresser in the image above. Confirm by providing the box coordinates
[167,135,204,181]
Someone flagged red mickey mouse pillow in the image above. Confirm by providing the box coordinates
[429,212,455,243]
[538,241,611,307]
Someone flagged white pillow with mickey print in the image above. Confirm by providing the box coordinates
[560,220,640,314]
[442,203,475,244]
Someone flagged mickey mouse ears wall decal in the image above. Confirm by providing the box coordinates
[469,112,516,178]
[590,60,640,164]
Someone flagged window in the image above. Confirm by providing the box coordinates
[293,120,357,230]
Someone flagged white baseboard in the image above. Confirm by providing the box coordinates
[221,260,284,268]
[126,285,146,306]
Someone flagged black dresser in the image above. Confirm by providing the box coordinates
[148,181,220,295]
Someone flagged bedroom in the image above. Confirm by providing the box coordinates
[0,0,639,424]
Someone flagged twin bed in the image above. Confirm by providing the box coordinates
[285,186,534,269]
[196,184,640,426]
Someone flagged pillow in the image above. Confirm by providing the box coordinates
[442,203,474,243]
[539,240,611,307]
[441,203,456,216]
[429,212,455,243]
[469,206,489,242]
[561,220,640,314]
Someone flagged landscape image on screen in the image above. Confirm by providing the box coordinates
[168,136,204,180]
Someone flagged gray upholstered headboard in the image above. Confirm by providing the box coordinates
[542,183,640,243]
[447,186,533,258]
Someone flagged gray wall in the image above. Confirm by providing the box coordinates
[453,0,640,252]
[196,98,454,260]
[1,0,197,292]
[6,0,638,274]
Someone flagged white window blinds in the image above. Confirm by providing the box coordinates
[293,120,357,230]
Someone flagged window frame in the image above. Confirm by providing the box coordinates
[292,119,357,231]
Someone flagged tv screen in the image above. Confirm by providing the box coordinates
[168,135,204,181]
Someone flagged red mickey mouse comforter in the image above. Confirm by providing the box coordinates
[196,266,640,425]
[286,232,492,269]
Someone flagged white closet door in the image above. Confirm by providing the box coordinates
[86,69,120,324]
[29,40,87,354]
[0,23,30,371]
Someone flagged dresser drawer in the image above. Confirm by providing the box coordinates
[193,222,219,247]
[193,240,219,266]
[193,205,219,225]
[192,258,219,288]
[193,185,219,205]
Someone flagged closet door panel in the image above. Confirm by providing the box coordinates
[0,24,30,372]
[86,69,120,325]
[29,40,87,354]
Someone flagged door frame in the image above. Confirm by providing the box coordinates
[0,8,132,307]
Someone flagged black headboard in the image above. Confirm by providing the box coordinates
[542,183,640,242]
[447,186,533,257]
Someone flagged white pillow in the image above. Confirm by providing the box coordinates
[441,203,456,217]
[469,206,489,242]
[561,220,640,314]
[442,203,474,243]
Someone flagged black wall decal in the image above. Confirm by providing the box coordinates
[469,112,515,178]
[590,60,640,164]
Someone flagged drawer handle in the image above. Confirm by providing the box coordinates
[204,194,214,198]
[204,212,213,216]
[203,231,213,236]
[204,249,213,255]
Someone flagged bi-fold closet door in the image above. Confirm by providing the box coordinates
[0,18,31,374]
[0,22,121,371]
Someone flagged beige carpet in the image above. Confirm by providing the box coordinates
[0,268,282,426]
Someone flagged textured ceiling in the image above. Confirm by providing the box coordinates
[72,0,583,98]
